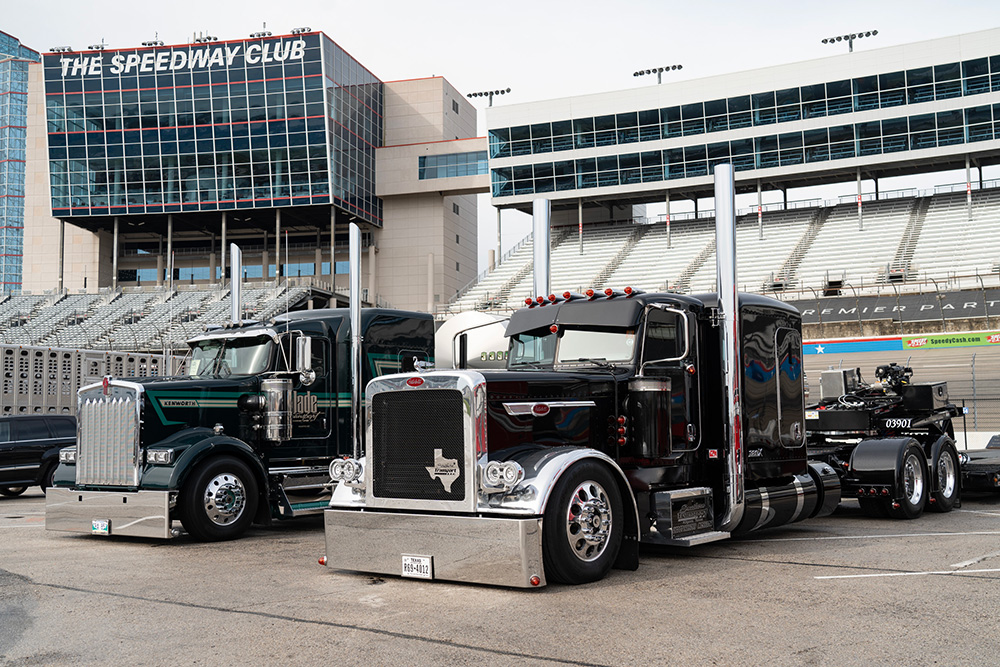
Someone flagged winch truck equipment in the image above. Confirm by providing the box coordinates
[45,236,434,541]
[321,165,843,587]
[805,362,961,518]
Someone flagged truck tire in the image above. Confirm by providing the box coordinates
[929,443,959,513]
[178,456,259,541]
[542,461,623,585]
[886,444,926,520]
[0,486,28,497]
[40,465,56,493]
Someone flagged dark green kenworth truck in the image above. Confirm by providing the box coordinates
[45,307,433,541]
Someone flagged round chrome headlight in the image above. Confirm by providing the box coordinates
[330,459,345,481]
[501,461,523,486]
[484,461,503,486]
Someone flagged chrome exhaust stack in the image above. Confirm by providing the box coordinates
[349,222,363,459]
[230,243,242,325]
[714,164,744,532]
[532,199,551,298]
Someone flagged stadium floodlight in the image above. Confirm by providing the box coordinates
[49,46,73,53]
[466,87,511,107]
[250,31,272,38]
[633,64,683,84]
[141,40,165,47]
[87,39,108,51]
[290,27,312,35]
[821,29,878,53]
[193,34,218,43]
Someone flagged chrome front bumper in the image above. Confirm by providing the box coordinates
[45,487,174,539]
[323,509,546,588]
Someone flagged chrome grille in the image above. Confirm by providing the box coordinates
[76,388,141,487]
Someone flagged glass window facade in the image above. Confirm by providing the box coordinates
[491,103,1000,197]
[0,30,40,292]
[418,150,488,179]
[42,33,384,225]
[489,53,1000,161]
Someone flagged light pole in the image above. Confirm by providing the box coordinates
[821,30,878,53]
[633,64,682,84]
[467,88,511,107]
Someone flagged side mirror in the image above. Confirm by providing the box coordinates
[296,335,316,385]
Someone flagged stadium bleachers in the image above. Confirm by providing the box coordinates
[3,185,1000,350]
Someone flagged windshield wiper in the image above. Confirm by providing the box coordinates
[563,357,615,369]
[509,361,547,369]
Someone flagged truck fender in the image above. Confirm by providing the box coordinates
[499,445,640,572]
[142,429,268,501]
[848,437,920,491]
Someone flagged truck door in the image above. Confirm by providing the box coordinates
[635,307,699,457]
[288,336,335,455]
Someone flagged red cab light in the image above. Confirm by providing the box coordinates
[624,286,634,295]
[536,295,545,304]
[524,297,533,306]
[585,289,595,298]
[548,294,557,302]
[605,288,614,296]
[549,324,559,333]
[563,291,572,299]
[406,377,424,387]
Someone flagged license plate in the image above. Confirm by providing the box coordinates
[401,554,432,579]
[91,519,110,535]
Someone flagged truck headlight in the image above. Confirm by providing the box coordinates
[58,447,77,464]
[482,461,523,493]
[146,449,175,465]
[329,457,362,482]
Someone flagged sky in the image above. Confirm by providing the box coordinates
[5,0,1000,271]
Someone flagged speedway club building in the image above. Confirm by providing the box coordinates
[21,31,483,311]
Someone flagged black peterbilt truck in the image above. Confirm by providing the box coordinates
[45,305,434,541]
[804,363,961,519]
[321,166,847,587]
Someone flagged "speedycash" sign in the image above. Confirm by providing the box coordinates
[56,39,307,78]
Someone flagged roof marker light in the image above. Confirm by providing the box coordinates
[549,324,559,333]
[585,289,596,299]
[548,294,558,303]
[525,297,534,306]
[536,296,545,304]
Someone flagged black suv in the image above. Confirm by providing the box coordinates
[0,415,77,497]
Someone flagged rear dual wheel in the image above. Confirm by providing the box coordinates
[928,444,959,513]
[886,444,926,520]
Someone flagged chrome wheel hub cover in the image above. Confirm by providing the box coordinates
[902,453,924,505]
[565,481,612,562]
[203,473,247,526]
[937,451,956,497]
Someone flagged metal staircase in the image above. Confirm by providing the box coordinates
[768,207,830,289]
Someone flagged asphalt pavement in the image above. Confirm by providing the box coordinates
[2,489,999,666]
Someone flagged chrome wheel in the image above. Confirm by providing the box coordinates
[902,452,924,506]
[936,450,957,498]
[564,480,613,562]
[202,473,247,526]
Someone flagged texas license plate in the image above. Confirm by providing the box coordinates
[91,519,110,535]
[401,554,432,579]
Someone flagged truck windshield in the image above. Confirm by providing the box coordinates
[187,336,275,377]
[508,328,635,368]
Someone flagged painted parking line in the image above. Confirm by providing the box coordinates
[748,530,1000,543]
[954,509,1000,518]
[951,549,1000,568]
[816,568,1000,580]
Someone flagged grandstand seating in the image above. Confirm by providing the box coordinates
[3,186,1000,350]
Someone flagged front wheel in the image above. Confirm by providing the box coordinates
[542,461,623,585]
[0,486,28,497]
[178,456,259,542]
[929,443,959,513]
[886,444,926,520]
